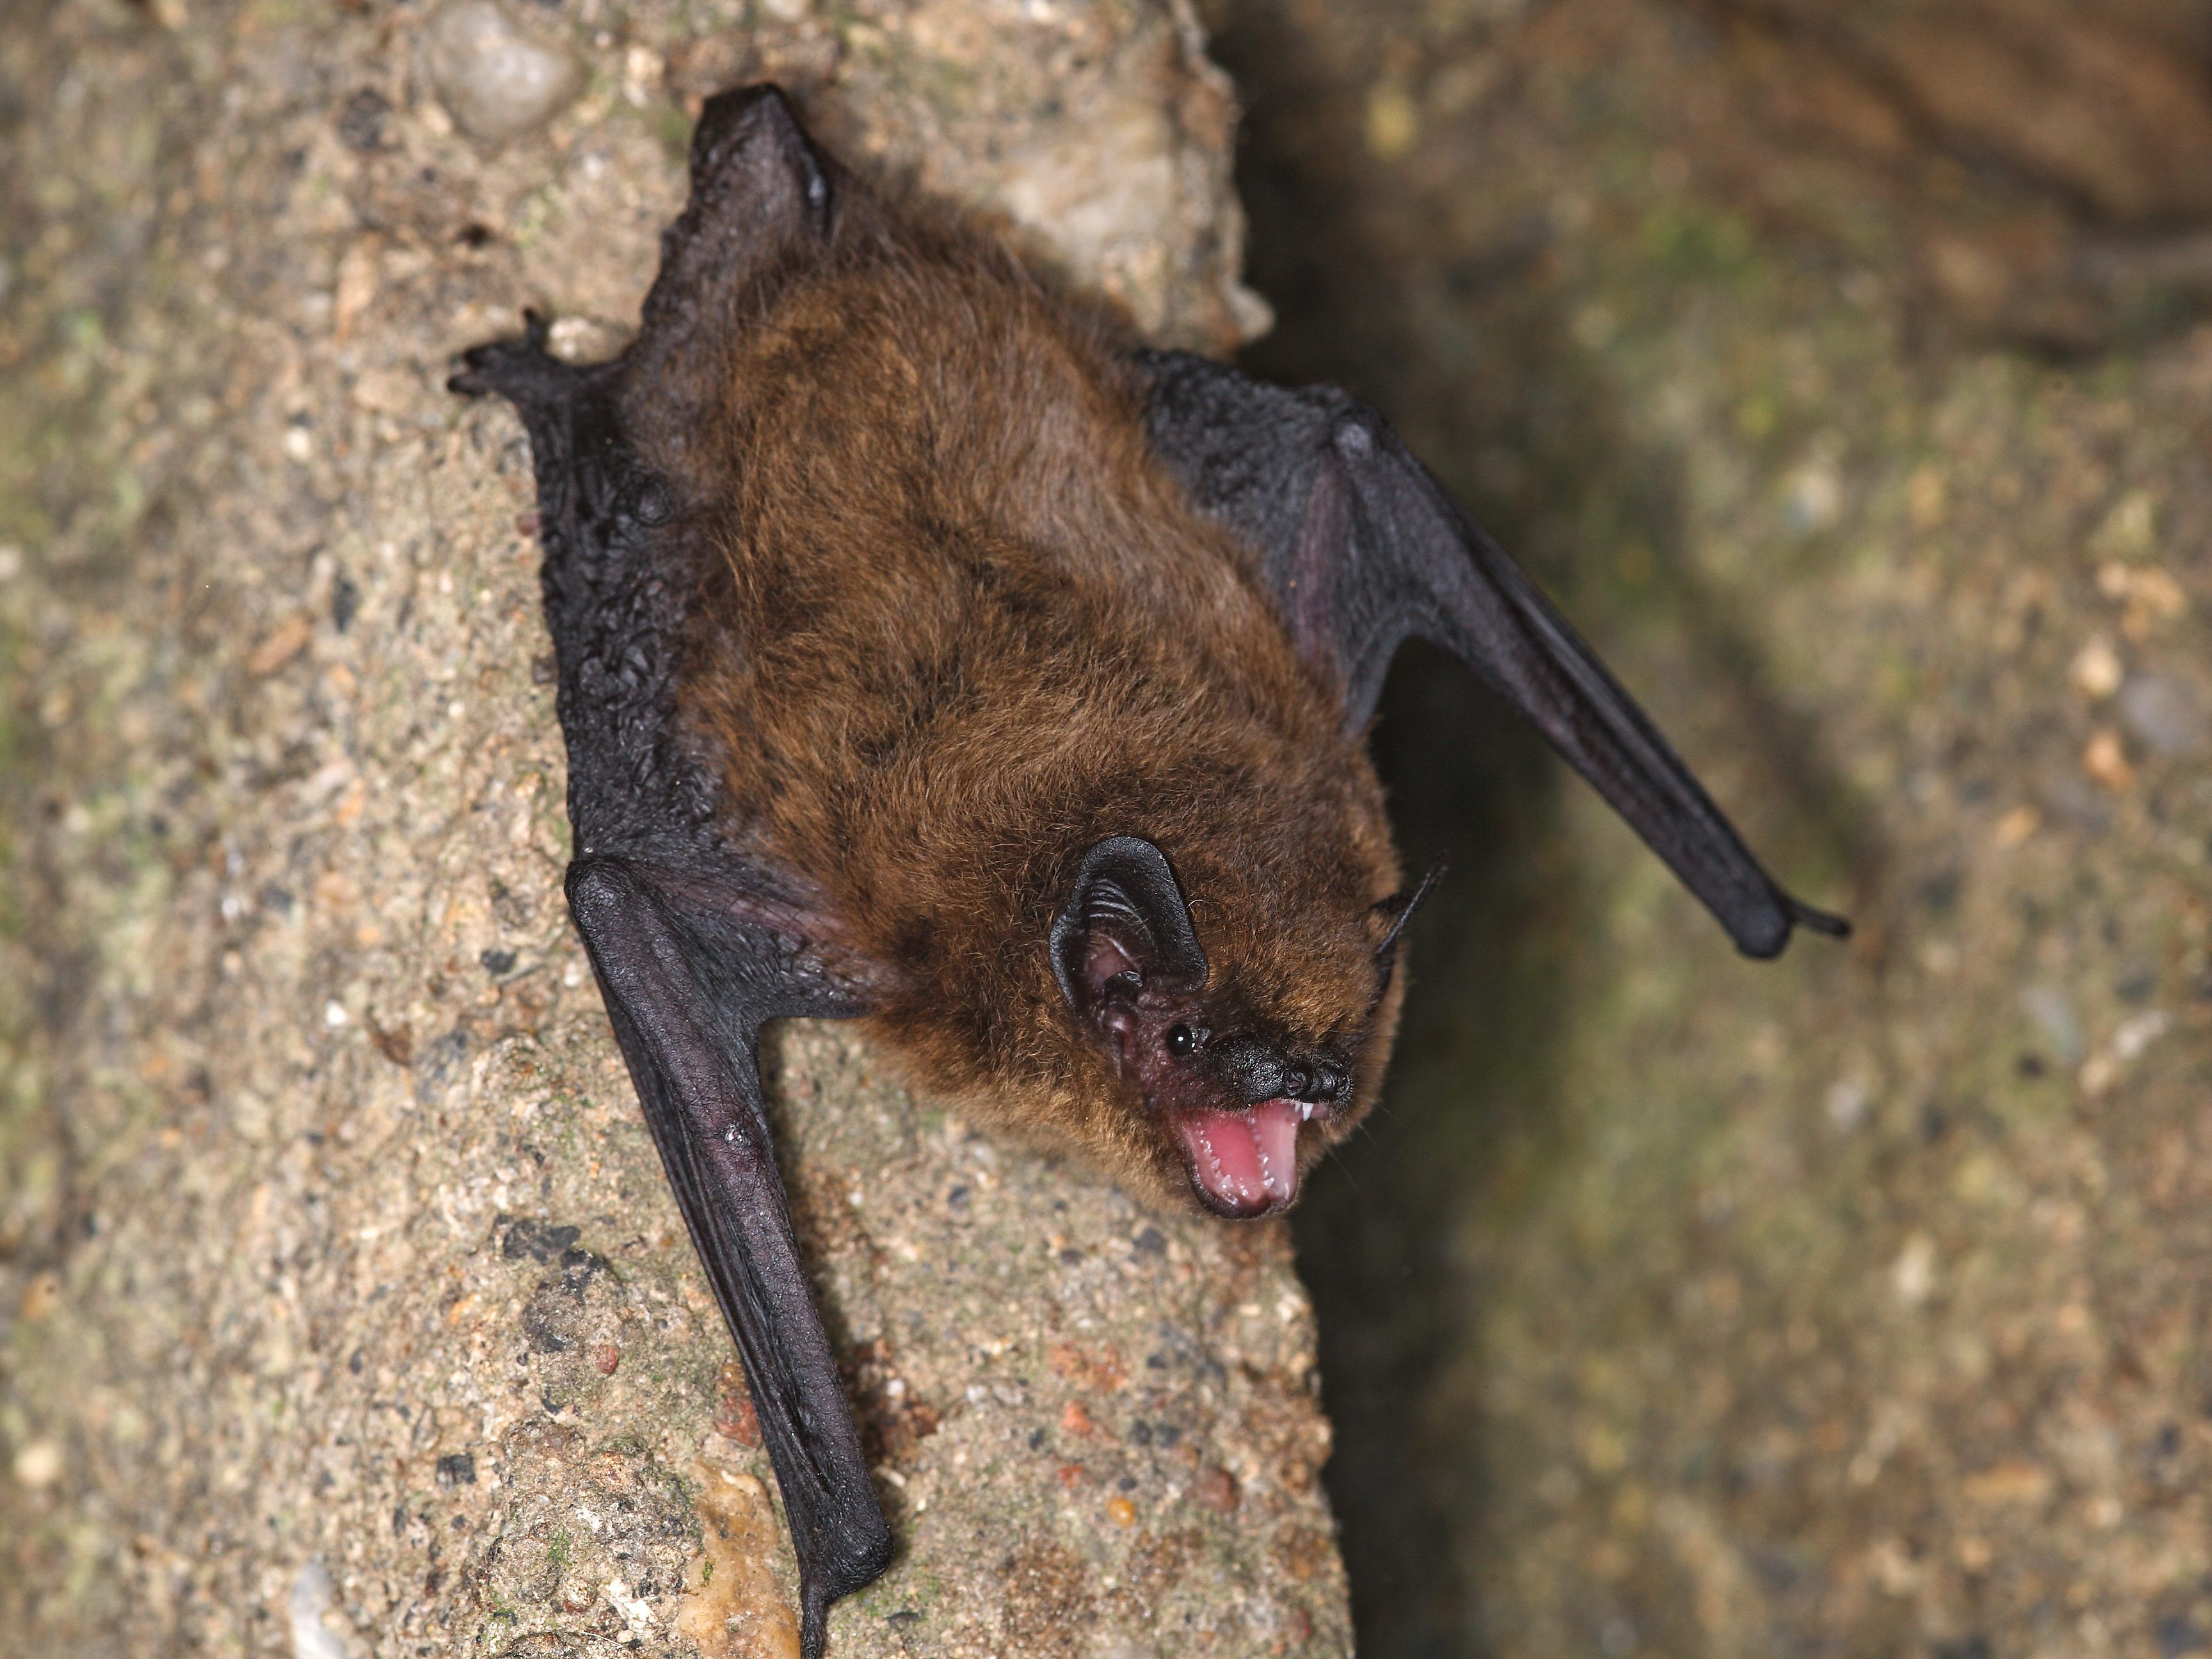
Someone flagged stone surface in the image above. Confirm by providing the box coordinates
[424,0,584,147]
[0,1,1338,1655]
[1484,0,2212,352]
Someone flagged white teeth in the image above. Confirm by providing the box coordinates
[1195,1123,1227,1187]
[1297,1102,1315,1123]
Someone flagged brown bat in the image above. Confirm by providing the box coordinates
[451,84,1844,1656]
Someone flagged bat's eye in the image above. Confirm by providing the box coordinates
[1166,1023,1205,1057]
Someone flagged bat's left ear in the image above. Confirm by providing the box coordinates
[1050,837,1208,1011]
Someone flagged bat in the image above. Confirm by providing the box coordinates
[450,84,1845,1655]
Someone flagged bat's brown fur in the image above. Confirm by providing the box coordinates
[455,86,1841,1640]
[664,182,1405,1210]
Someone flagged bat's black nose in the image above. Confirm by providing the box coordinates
[1212,1034,1284,1104]
[1212,1035,1347,1106]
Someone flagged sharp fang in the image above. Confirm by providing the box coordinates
[1298,1102,1314,1123]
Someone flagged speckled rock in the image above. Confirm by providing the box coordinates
[0,2,1339,1656]
[424,0,584,147]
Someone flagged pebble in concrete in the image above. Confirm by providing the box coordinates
[425,0,581,147]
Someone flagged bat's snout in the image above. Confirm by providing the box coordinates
[1208,1031,1349,1109]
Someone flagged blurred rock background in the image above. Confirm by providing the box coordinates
[1200,0,2212,1655]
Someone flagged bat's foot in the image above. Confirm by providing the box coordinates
[447,309,573,401]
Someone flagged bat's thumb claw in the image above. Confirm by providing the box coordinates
[1788,895,1852,940]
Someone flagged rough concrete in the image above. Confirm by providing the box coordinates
[0,1,1345,1655]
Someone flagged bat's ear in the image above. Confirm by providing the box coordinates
[1050,837,1208,1011]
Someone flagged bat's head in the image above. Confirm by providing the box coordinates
[1050,835,1423,1219]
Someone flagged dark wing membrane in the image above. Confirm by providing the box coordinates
[566,860,890,1659]
[1136,349,1847,959]
[453,85,891,1659]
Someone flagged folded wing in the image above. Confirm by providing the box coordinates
[1137,349,1846,959]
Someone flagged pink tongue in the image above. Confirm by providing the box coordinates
[1178,1100,1302,1214]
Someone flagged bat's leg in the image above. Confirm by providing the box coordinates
[565,858,892,1658]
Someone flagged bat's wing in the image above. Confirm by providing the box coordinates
[566,861,890,1656]
[452,87,891,1656]
[1136,349,1846,959]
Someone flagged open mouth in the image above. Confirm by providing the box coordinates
[1174,1098,1317,1217]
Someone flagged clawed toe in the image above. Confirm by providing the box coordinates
[449,310,563,397]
